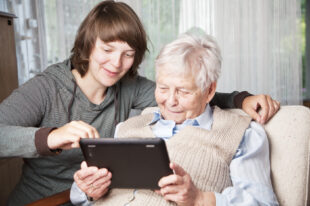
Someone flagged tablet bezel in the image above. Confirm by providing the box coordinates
[79,138,173,189]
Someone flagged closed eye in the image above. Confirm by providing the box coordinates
[103,48,112,53]
[158,87,168,92]
[125,52,135,58]
[178,89,191,95]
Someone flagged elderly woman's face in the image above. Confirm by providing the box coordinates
[155,65,212,124]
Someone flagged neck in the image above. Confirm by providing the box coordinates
[72,69,107,105]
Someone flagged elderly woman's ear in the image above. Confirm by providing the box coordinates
[205,82,217,104]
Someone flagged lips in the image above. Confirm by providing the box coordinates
[166,108,182,114]
[103,67,119,77]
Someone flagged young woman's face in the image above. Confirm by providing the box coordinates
[87,38,135,88]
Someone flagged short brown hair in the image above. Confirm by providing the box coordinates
[71,0,147,77]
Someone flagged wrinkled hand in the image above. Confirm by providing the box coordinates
[156,163,202,206]
[47,120,100,150]
[74,161,112,200]
[242,95,280,124]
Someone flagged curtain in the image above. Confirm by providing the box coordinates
[306,0,310,100]
[6,0,43,84]
[4,0,302,105]
[0,1,8,11]
[179,0,302,105]
[5,0,101,85]
[122,0,180,80]
[43,0,101,65]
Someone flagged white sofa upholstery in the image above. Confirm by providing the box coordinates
[142,105,310,206]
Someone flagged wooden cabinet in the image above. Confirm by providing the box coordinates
[0,11,18,103]
[0,11,23,206]
[0,158,23,205]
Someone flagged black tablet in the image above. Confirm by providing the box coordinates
[79,138,173,189]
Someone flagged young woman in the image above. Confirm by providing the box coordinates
[0,1,279,205]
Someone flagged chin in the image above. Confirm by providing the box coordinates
[174,119,185,124]
[163,114,185,124]
[101,79,119,87]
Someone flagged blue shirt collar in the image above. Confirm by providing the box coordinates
[150,104,213,139]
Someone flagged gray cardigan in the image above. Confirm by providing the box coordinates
[0,59,247,205]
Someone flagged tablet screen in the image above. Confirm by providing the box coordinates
[80,138,173,189]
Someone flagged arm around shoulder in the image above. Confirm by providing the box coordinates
[210,91,252,109]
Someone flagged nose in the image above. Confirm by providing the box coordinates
[111,53,122,68]
[167,91,178,106]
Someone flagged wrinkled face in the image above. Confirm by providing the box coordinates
[87,38,135,88]
[155,64,214,124]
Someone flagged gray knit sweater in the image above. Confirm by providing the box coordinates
[0,59,245,205]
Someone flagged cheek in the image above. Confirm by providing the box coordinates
[123,59,134,71]
[90,52,108,65]
[155,90,161,103]
[155,91,165,105]
[90,55,108,67]
[182,98,202,112]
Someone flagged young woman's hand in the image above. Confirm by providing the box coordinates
[74,161,112,200]
[47,120,100,150]
[242,95,280,124]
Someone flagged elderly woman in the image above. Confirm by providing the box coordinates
[71,32,279,206]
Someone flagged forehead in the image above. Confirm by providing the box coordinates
[156,65,197,88]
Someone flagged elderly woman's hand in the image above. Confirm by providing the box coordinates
[242,95,280,124]
[74,161,112,201]
[156,163,215,206]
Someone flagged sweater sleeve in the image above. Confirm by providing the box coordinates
[0,74,52,158]
[210,91,252,109]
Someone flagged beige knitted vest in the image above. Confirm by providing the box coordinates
[95,107,251,206]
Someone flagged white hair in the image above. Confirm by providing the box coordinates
[155,31,222,91]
